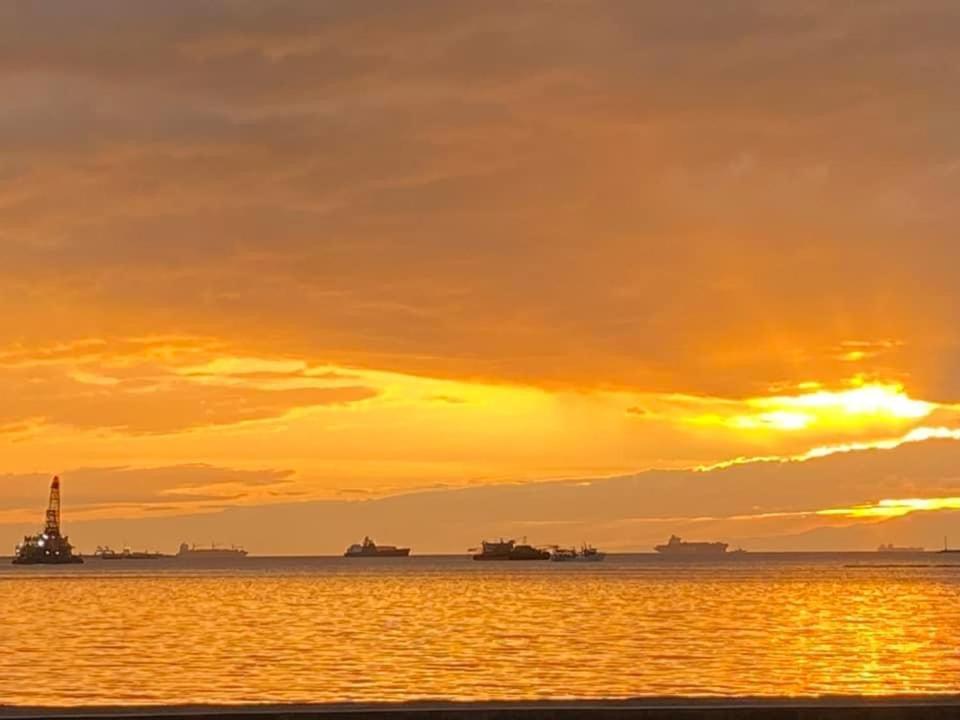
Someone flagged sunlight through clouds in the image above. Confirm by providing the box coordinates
[697,383,934,432]
[2,1,960,549]
[818,496,960,520]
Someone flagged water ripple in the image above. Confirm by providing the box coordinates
[1,555,959,705]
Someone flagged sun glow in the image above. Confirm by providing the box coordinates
[768,383,932,418]
[718,383,934,432]
[818,497,960,519]
[4,335,960,524]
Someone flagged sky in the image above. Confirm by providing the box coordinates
[2,1,960,552]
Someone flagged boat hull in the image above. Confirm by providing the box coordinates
[176,551,248,560]
[345,548,411,558]
[473,551,550,561]
[13,556,83,565]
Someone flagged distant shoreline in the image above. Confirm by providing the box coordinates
[4,697,960,719]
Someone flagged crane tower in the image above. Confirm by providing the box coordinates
[45,475,62,537]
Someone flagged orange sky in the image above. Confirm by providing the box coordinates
[2,2,960,551]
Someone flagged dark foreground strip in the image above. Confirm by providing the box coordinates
[4,698,960,720]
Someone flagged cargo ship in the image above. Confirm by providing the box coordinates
[176,542,248,559]
[877,544,924,553]
[654,535,729,556]
[344,536,410,557]
[95,546,165,560]
[472,538,550,561]
[13,476,84,565]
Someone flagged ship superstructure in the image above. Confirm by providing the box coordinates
[13,476,83,565]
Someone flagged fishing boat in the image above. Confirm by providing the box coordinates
[579,543,606,561]
[550,544,606,562]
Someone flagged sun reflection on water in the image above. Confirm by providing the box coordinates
[1,558,959,706]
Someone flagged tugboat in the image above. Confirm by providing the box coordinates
[654,535,729,556]
[472,538,550,561]
[13,476,83,565]
[344,536,411,557]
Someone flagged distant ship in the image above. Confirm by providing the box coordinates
[95,546,165,560]
[176,542,248,559]
[344,536,411,558]
[550,544,606,562]
[13,476,83,565]
[938,537,960,554]
[877,544,924,553]
[472,539,550,561]
[654,535,729,556]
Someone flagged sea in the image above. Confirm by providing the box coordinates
[2,553,959,707]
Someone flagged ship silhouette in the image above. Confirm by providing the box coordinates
[13,476,83,565]
[550,543,606,562]
[654,535,730,556]
[877,543,924,553]
[472,538,550,561]
[344,536,411,557]
[176,542,248,559]
[95,546,165,560]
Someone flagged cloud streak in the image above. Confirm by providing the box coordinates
[0,337,379,434]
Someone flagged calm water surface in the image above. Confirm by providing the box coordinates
[2,554,959,706]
